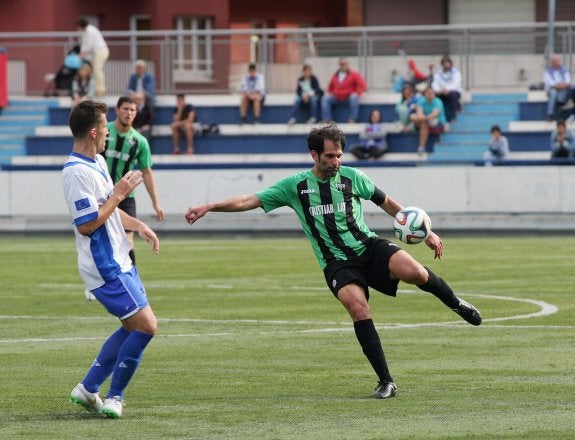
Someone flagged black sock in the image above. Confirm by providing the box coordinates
[129,249,136,266]
[418,267,459,309]
[354,319,393,383]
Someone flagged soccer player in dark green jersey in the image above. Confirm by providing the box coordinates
[104,96,164,265]
[184,122,482,400]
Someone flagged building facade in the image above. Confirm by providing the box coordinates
[0,0,572,94]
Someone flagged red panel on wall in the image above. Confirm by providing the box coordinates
[0,48,7,108]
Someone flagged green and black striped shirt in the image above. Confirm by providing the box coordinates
[103,123,153,199]
[257,166,386,269]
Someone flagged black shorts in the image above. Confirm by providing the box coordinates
[323,237,402,300]
[118,197,137,218]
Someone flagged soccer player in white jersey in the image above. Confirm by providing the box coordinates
[62,100,160,418]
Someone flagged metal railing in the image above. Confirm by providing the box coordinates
[0,22,574,96]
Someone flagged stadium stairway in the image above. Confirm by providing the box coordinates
[428,93,526,162]
[0,99,53,164]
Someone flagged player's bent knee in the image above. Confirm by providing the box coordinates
[337,286,371,320]
[389,251,427,284]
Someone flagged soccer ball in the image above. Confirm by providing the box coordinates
[393,207,431,244]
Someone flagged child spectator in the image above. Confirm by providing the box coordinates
[239,63,265,124]
[287,64,322,125]
[395,82,419,132]
[43,45,83,97]
[71,62,95,106]
[483,125,509,164]
[349,109,388,160]
[550,119,574,158]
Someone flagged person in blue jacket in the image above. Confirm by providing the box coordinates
[127,59,156,104]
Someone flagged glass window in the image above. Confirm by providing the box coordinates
[173,16,214,83]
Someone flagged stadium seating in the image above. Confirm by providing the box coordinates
[0,90,567,166]
[25,93,440,159]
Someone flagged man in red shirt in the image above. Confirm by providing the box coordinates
[321,57,367,123]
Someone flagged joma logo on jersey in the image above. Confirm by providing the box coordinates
[335,183,346,190]
[300,189,316,194]
[309,202,346,216]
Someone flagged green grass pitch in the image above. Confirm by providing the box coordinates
[0,234,573,439]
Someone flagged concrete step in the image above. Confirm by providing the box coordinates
[470,93,526,102]
[0,140,26,157]
[463,103,518,114]
[429,148,485,161]
[0,126,36,135]
[1,106,51,116]
[0,116,47,126]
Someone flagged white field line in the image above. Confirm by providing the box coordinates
[0,292,564,344]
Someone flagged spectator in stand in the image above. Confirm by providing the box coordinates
[44,44,83,97]
[71,62,95,106]
[395,82,419,132]
[349,109,388,160]
[127,59,156,104]
[431,55,462,123]
[543,54,575,121]
[239,63,266,125]
[287,64,323,125]
[410,86,446,156]
[550,119,575,158]
[132,93,154,142]
[77,18,109,97]
[171,94,196,154]
[321,57,367,123]
[483,125,509,164]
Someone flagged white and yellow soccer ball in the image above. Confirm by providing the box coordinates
[393,206,432,244]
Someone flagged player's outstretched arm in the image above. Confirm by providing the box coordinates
[379,195,403,217]
[185,194,262,225]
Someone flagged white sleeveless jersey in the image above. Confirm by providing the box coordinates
[62,152,132,290]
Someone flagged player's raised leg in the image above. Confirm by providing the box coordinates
[389,250,482,325]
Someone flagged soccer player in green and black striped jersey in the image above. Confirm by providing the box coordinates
[104,96,164,265]
[184,123,482,400]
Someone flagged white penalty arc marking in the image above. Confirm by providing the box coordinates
[0,291,561,344]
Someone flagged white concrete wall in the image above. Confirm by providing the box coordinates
[1,165,574,232]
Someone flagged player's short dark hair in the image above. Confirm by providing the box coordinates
[116,95,137,108]
[307,122,346,154]
[490,124,502,133]
[248,63,256,70]
[69,100,108,139]
[556,119,566,128]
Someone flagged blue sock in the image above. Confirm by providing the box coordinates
[82,327,130,393]
[108,330,154,399]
